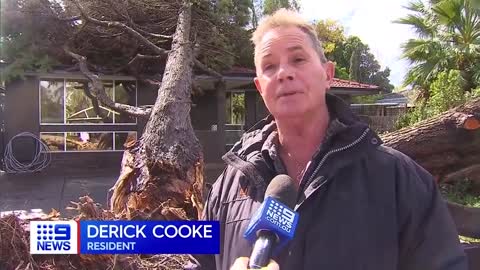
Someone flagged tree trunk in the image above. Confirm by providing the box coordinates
[381,97,480,181]
[380,97,480,238]
[109,1,204,221]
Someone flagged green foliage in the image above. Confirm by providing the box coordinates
[0,0,259,81]
[262,0,300,15]
[335,66,349,80]
[427,70,465,114]
[396,0,480,92]
[217,0,251,26]
[226,92,245,124]
[313,21,394,92]
[349,47,361,82]
[441,178,480,207]
[395,70,466,128]
[231,92,245,124]
[2,51,57,82]
[334,36,364,70]
[314,19,346,56]
[193,0,256,71]
[1,0,66,81]
[395,103,426,129]
[465,87,480,99]
[212,0,254,69]
[441,178,480,243]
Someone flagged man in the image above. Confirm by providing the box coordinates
[199,9,468,270]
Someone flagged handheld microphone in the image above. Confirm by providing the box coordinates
[243,174,299,269]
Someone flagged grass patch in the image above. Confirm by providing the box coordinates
[440,178,480,244]
[440,178,480,207]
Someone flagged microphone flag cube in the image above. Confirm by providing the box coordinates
[243,196,299,252]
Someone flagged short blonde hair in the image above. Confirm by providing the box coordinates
[251,9,328,63]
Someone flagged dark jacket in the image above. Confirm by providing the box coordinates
[198,94,468,270]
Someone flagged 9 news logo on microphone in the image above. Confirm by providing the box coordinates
[244,196,299,251]
[266,199,296,233]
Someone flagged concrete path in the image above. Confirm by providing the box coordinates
[0,168,118,218]
[0,164,224,218]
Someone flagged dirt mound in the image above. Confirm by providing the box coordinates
[0,196,195,270]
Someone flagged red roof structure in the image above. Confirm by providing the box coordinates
[222,67,381,92]
[331,78,380,90]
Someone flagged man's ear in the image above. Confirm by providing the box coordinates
[325,61,335,88]
[254,77,263,96]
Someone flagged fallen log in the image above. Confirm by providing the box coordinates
[381,97,480,181]
[379,97,480,238]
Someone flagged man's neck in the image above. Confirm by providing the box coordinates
[276,106,330,164]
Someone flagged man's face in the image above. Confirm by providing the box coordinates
[254,26,335,120]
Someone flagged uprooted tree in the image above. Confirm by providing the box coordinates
[1,0,256,221]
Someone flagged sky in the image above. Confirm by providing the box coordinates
[300,0,417,87]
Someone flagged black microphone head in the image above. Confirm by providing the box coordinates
[264,174,297,209]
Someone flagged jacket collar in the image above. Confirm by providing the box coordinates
[222,93,382,184]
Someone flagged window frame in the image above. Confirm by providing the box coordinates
[226,90,246,126]
[39,78,138,126]
[40,131,138,152]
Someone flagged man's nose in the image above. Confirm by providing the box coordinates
[277,64,294,82]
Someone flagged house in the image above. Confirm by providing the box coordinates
[1,67,380,172]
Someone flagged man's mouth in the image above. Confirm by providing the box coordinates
[278,91,300,98]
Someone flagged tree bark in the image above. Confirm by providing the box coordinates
[109,1,204,221]
[381,97,480,181]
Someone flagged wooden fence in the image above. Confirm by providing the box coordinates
[358,115,401,133]
[352,104,411,133]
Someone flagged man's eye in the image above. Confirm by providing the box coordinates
[263,64,275,71]
[294,58,305,63]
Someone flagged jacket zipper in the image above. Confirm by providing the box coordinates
[301,127,371,192]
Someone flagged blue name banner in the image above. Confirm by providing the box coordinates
[79,220,220,254]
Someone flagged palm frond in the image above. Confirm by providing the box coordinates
[395,14,436,38]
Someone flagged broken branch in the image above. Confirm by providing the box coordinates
[194,58,222,79]
[114,53,168,73]
[64,45,151,118]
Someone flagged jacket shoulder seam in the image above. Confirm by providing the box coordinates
[373,145,410,164]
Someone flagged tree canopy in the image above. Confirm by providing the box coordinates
[262,0,300,15]
[314,20,395,92]
[394,0,480,127]
[0,0,255,82]
[1,0,394,93]
[396,0,480,93]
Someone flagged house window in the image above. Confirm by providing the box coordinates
[39,78,138,152]
[40,80,64,124]
[65,81,114,124]
[40,131,137,152]
[40,133,65,152]
[114,81,137,124]
[40,79,137,125]
[226,91,245,125]
[115,132,137,150]
[66,132,114,151]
